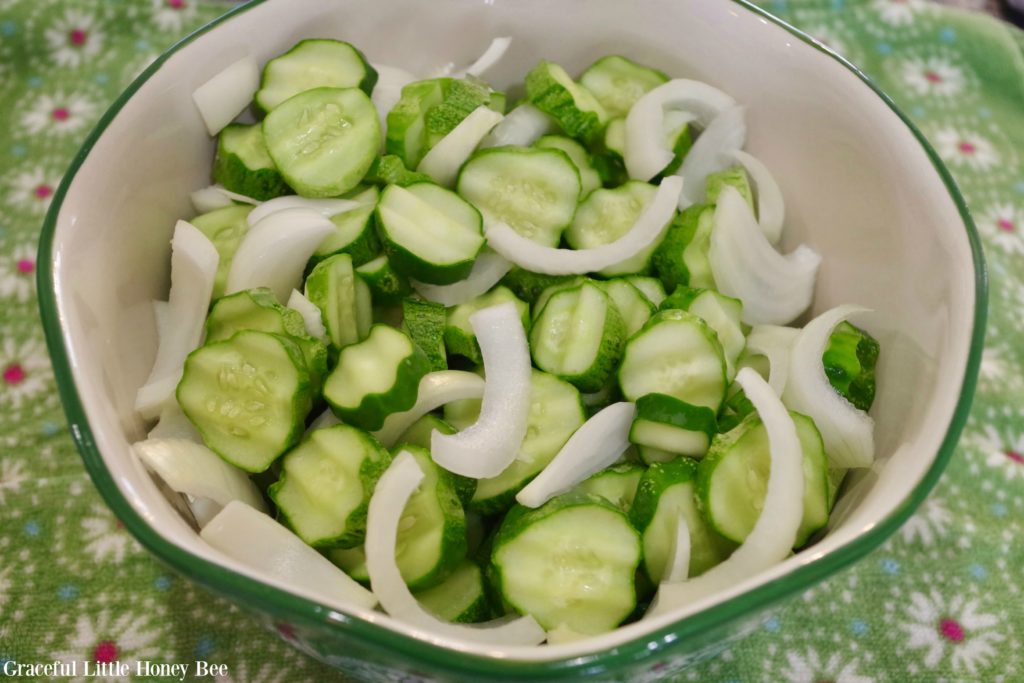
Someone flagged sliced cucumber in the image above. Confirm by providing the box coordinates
[651,203,711,293]
[376,183,484,285]
[263,87,380,198]
[457,146,581,247]
[401,297,448,371]
[304,253,372,349]
[579,55,669,119]
[386,78,493,168]
[630,459,735,582]
[534,135,601,198]
[324,325,431,431]
[415,559,494,624]
[444,286,529,364]
[824,321,879,412]
[492,493,641,634]
[356,255,410,306]
[269,424,391,548]
[530,281,626,393]
[618,309,727,410]
[697,412,830,548]
[704,165,754,210]
[325,545,370,583]
[177,330,313,473]
[190,204,253,299]
[500,268,577,306]
[624,276,667,308]
[564,181,661,276]
[531,277,588,321]
[255,39,377,112]
[573,463,645,512]
[630,393,717,458]
[212,123,289,200]
[364,154,434,187]
[593,278,655,338]
[661,286,745,380]
[603,117,626,159]
[313,186,380,266]
[525,61,608,144]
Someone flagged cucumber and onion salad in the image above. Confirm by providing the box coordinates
[134,36,881,645]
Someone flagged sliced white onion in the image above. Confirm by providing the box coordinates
[366,452,546,644]
[648,368,804,616]
[190,184,261,214]
[187,496,223,528]
[152,299,170,341]
[135,221,219,419]
[225,208,335,303]
[287,289,327,341]
[744,325,800,397]
[516,402,636,508]
[148,402,202,443]
[462,37,512,78]
[431,304,531,478]
[418,106,504,187]
[371,64,417,137]
[247,196,359,227]
[192,55,259,136]
[486,175,682,275]
[134,438,266,513]
[730,150,785,245]
[708,186,820,325]
[411,250,512,307]
[374,371,486,447]
[783,305,875,468]
[202,501,377,611]
[676,105,747,208]
[663,515,692,584]
[480,104,555,149]
[624,78,736,181]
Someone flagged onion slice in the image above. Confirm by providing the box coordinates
[134,438,266,513]
[783,305,875,468]
[374,370,485,447]
[366,452,546,644]
[247,196,360,226]
[675,105,747,208]
[371,64,416,136]
[135,221,219,419]
[516,402,637,508]
[624,78,736,181]
[148,403,202,443]
[708,186,820,325]
[462,37,512,78]
[192,55,259,136]
[202,501,377,611]
[287,289,327,341]
[190,184,260,213]
[743,325,800,397]
[431,304,531,478]
[411,250,512,307]
[480,104,555,149]
[663,515,692,584]
[485,175,683,275]
[418,106,504,187]
[225,207,334,303]
[648,368,804,616]
[730,150,785,245]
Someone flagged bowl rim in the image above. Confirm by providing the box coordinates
[37,0,987,677]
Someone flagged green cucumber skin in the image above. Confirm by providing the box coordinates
[386,78,492,168]
[651,203,707,293]
[574,463,645,512]
[212,124,290,201]
[268,425,392,549]
[304,253,368,351]
[401,297,448,372]
[823,321,879,412]
[189,204,254,300]
[255,39,377,114]
[579,55,669,119]
[704,165,754,209]
[205,287,307,342]
[525,61,607,144]
[500,268,577,305]
[364,154,434,188]
[633,393,718,435]
[356,256,410,307]
[629,459,699,532]
[312,189,381,267]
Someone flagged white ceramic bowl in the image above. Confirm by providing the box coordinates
[39,0,985,680]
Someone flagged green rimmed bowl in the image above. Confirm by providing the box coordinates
[38,0,985,680]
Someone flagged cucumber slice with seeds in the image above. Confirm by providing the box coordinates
[190,204,253,299]
[565,181,662,277]
[401,297,447,371]
[376,183,484,285]
[323,325,431,431]
[630,393,717,458]
[263,87,380,198]
[525,61,608,144]
[444,286,530,364]
[304,253,373,350]
[255,39,377,112]
[177,330,313,473]
[457,146,581,247]
[269,424,391,548]
[579,55,669,119]
[356,255,410,306]
[313,186,380,266]
[534,135,601,198]
[530,281,626,393]
[212,123,289,200]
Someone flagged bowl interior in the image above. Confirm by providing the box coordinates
[44,0,978,665]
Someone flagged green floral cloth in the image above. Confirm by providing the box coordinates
[0,1,1021,681]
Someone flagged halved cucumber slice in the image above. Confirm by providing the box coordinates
[579,55,669,119]
[323,325,431,431]
[618,309,727,410]
[697,411,830,548]
[492,493,641,634]
[624,276,667,308]
[534,135,601,198]
[401,297,448,371]
[190,204,253,299]
[263,87,380,198]
[565,181,661,277]
[269,424,391,548]
[304,253,373,350]
[415,560,494,624]
[661,286,745,380]
[376,183,484,285]
[651,203,714,293]
[525,61,608,144]
[573,463,645,512]
[212,123,289,201]
[457,146,581,247]
[630,393,717,458]
[255,39,377,112]
[530,281,625,393]
[177,330,313,472]
[444,286,530,364]
[312,186,380,266]
[593,278,655,338]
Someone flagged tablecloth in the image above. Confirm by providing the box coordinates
[0,1,1021,681]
